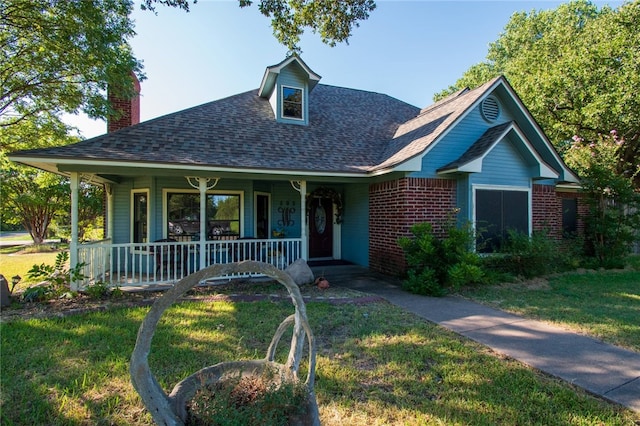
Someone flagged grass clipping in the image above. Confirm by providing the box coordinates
[186,368,309,426]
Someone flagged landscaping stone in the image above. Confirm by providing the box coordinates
[0,275,10,308]
[285,258,314,286]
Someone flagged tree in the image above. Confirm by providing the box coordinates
[0,117,103,242]
[1,0,142,128]
[2,0,375,131]
[435,0,640,186]
[142,0,376,53]
[564,131,640,266]
[2,160,68,244]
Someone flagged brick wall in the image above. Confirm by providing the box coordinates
[532,184,562,238]
[532,184,586,239]
[369,177,456,276]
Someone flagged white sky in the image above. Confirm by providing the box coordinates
[65,0,622,139]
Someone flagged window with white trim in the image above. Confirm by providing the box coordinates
[282,86,303,119]
[132,190,149,244]
[476,188,529,252]
[166,192,241,240]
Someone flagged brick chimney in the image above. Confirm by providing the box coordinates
[107,72,140,133]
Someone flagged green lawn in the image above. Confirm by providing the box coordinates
[1,299,638,425]
[0,247,60,291]
[460,269,640,352]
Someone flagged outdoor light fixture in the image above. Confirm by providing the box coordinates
[11,275,21,290]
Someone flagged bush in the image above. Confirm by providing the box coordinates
[564,131,640,268]
[398,220,484,296]
[23,251,84,301]
[480,230,580,279]
[82,281,111,300]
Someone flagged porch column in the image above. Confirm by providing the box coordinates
[105,184,114,240]
[291,180,307,260]
[186,176,219,270]
[198,178,208,269]
[70,172,79,291]
[300,181,307,260]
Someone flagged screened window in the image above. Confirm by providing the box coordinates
[476,189,529,253]
[132,191,148,244]
[282,86,303,119]
[167,192,240,240]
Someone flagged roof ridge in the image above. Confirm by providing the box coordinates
[418,87,470,115]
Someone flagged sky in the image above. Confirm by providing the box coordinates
[66,0,623,139]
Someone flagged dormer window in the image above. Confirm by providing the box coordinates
[282,86,303,120]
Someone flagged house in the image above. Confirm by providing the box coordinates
[9,56,582,289]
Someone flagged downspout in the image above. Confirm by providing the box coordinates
[70,172,79,291]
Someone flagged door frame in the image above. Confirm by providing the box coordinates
[307,196,342,260]
[254,191,271,239]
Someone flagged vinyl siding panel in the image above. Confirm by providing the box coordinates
[414,101,515,178]
[471,138,530,187]
[341,183,369,266]
[112,179,133,244]
[271,181,302,238]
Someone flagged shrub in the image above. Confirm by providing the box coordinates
[82,281,111,300]
[563,131,640,268]
[23,251,84,301]
[398,219,484,296]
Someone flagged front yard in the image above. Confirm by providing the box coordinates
[1,275,639,425]
[459,268,640,352]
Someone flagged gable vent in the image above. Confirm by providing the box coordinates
[481,96,500,122]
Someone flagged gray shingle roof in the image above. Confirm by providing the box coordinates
[11,77,505,176]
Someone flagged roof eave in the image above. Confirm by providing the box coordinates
[258,56,322,98]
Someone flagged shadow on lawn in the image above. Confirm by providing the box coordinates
[1,299,635,425]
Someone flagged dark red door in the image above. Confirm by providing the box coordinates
[309,197,333,258]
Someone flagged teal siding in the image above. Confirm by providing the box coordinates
[341,183,369,266]
[112,179,133,244]
[413,100,515,178]
[271,182,302,238]
[470,138,530,187]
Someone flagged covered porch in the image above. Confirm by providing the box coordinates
[77,237,302,288]
[65,169,365,290]
[68,173,313,289]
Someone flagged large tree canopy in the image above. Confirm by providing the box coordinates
[142,0,376,53]
[0,0,141,128]
[435,0,640,185]
[1,0,375,130]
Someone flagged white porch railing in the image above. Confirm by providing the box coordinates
[77,238,302,288]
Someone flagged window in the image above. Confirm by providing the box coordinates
[166,192,241,240]
[476,188,529,252]
[562,198,578,237]
[282,86,303,119]
[132,190,149,244]
[207,194,240,239]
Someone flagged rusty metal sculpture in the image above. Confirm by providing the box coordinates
[130,261,320,425]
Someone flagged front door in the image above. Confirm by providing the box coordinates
[309,197,333,258]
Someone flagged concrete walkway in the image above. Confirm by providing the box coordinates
[313,264,640,413]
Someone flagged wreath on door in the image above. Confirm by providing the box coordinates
[306,187,344,224]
